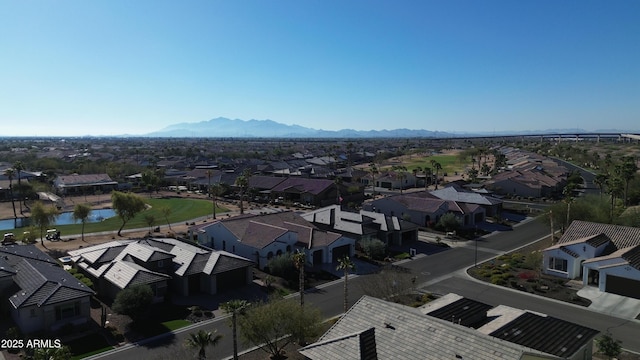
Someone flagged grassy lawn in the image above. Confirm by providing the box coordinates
[17,197,228,235]
[66,333,113,360]
[403,154,467,176]
[162,319,191,331]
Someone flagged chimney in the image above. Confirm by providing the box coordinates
[359,327,378,360]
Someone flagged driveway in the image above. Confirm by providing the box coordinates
[577,285,640,319]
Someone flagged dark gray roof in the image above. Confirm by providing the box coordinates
[426,297,493,328]
[489,312,599,357]
[10,260,94,308]
[209,254,254,275]
[1,244,57,267]
[0,256,16,278]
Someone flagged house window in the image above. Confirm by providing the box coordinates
[232,245,235,253]
[157,260,164,268]
[55,301,81,321]
[286,245,291,253]
[277,250,282,256]
[267,251,274,260]
[548,257,568,272]
[223,240,226,251]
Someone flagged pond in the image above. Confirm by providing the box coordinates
[0,208,117,231]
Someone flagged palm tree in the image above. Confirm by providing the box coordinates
[413,166,422,189]
[72,203,91,242]
[3,168,17,224]
[236,169,252,215]
[431,160,442,190]
[594,173,608,199]
[334,176,343,205]
[424,167,432,190]
[368,163,379,197]
[606,176,624,221]
[211,183,222,219]
[336,256,356,313]
[221,300,249,360]
[184,329,222,360]
[392,165,407,194]
[13,161,24,213]
[292,251,306,307]
[615,156,638,206]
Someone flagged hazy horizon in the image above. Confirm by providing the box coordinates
[2,1,639,137]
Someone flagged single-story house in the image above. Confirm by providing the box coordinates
[192,211,355,270]
[301,205,419,246]
[0,244,94,334]
[53,173,118,196]
[430,184,503,218]
[68,238,254,299]
[364,191,487,228]
[542,220,640,299]
[421,293,599,360]
[300,294,597,360]
[269,178,337,206]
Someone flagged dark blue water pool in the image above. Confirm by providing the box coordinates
[0,208,116,231]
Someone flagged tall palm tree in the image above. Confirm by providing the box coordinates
[72,203,91,242]
[368,163,379,197]
[221,300,249,360]
[292,251,306,307]
[606,176,624,221]
[235,169,252,215]
[594,173,608,200]
[615,156,638,206]
[334,176,343,205]
[211,183,222,219]
[413,166,422,189]
[3,168,17,224]
[184,329,222,360]
[336,256,356,313]
[424,167,432,190]
[13,161,24,213]
[431,161,442,190]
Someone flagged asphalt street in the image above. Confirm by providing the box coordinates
[89,218,640,359]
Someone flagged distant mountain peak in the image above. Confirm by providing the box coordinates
[148,117,450,138]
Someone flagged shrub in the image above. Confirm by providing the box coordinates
[359,238,386,260]
[268,253,295,278]
[490,274,507,285]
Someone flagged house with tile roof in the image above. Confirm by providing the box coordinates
[542,220,640,299]
[194,211,355,270]
[300,295,582,360]
[68,238,254,299]
[301,205,419,246]
[53,173,118,195]
[430,184,503,218]
[0,244,95,334]
[269,177,337,206]
[363,190,490,228]
[421,293,599,360]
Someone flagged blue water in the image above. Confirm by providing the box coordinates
[0,208,116,231]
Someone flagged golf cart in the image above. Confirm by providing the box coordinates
[46,229,61,241]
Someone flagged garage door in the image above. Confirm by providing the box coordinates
[332,245,350,261]
[217,268,248,292]
[606,275,640,300]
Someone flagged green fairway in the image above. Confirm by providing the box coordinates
[12,197,228,235]
[402,154,468,175]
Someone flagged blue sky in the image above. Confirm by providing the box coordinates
[1,0,639,136]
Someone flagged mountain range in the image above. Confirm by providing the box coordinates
[143,117,635,138]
